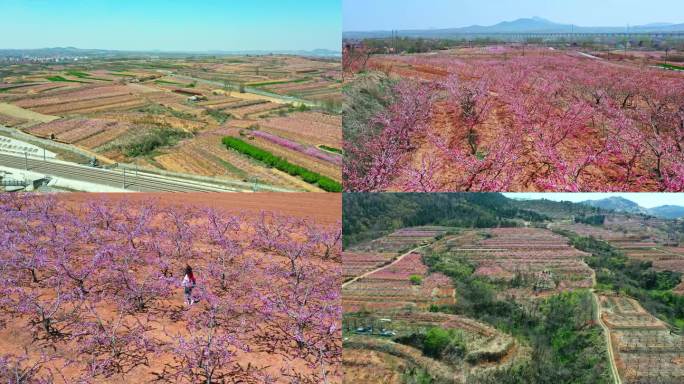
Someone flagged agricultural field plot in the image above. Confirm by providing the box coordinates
[598,294,684,384]
[343,252,455,313]
[343,46,684,192]
[343,336,462,384]
[255,111,342,148]
[153,130,316,191]
[0,102,59,123]
[0,193,342,383]
[174,55,342,108]
[343,251,398,281]
[245,132,341,179]
[0,56,341,190]
[554,222,684,274]
[444,227,594,293]
[343,313,523,384]
[343,248,524,384]
[352,226,451,253]
[553,222,646,242]
[620,246,684,274]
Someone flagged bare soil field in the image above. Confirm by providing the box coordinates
[61,192,341,224]
[0,102,59,123]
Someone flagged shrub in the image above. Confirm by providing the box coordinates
[206,109,231,124]
[122,127,191,157]
[423,328,453,358]
[409,275,423,285]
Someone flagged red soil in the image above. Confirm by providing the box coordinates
[60,192,341,225]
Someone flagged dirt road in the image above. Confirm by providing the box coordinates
[592,292,623,384]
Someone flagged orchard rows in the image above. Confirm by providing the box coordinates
[0,194,342,383]
[344,49,684,192]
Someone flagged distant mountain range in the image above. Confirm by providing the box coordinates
[344,17,684,39]
[580,197,684,219]
[0,47,340,58]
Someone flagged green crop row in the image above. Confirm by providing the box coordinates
[658,63,684,71]
[319,145,343,154]
[45,76,88,83]
[249,77,310,87]
[222,137,342,192]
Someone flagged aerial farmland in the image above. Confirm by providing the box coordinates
[0,54,342,192]
[342,193,684,383]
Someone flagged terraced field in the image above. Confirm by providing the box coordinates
[619,245,684,274]
[599,294,684,384]
[554,223,684,274]
[343,226,527,383]
[444,227,594,293]
[352,226,451,253]
[343,252,455,312]
[343,227,451,282]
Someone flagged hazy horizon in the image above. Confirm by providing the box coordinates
[503,193,684,209]
[1,0,341,52]
[344,0,684,31]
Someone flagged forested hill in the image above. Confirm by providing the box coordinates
[343,193,549,247]
[514,198,603,219]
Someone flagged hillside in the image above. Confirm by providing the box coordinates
[579,197,684,219]
[342,193,550,247]
[343,17,684,39]
[580,196,647,214]
[648,205,684,219]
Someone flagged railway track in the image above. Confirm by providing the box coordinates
[0,153,258,192]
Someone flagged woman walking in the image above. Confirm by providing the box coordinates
[182,265,197,306]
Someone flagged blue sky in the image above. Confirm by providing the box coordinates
[1,0,341,51]
[502,193,684,209]
[344,0,684,31]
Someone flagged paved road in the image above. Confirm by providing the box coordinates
[0,153,264,192]
[342,245,429,289]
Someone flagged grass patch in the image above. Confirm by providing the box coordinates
[138,104,197,121]
[222,136,342,192]
[120,127,191,157]
[318,145,343,154]
[658,63,684,71]
[215,158,247,179]
[46,76,88,83]
[64,70,112,82]
[205,109,232,124]
[66,70,90,78]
